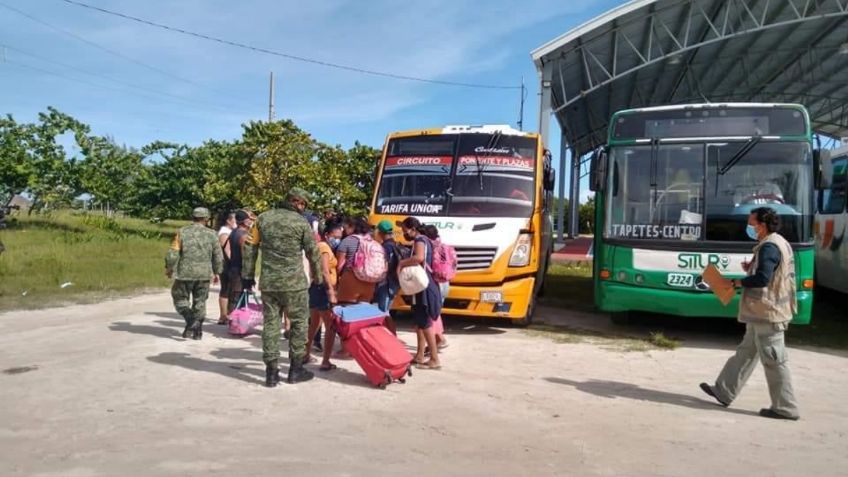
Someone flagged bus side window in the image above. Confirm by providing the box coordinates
[820,158,848,214]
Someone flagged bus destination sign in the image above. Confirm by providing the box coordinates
[609,224,701,240]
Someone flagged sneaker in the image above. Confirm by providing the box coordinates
[699,383,729,407]
[759,408,799,421]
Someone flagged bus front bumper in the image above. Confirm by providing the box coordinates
[393,276,536,321]
[598,282,813,324]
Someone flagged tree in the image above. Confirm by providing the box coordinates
[237,120,318,211]
[198,139,244,212]
[77,135,144,214]
[0,114,34,208]
[27,108,89,211]
[125,142,204,219]
[579,196,596,234]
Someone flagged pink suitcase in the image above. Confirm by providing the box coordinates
[344,326,413,388]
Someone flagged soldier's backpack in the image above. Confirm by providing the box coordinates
[352,234,388,283]
[430,239,458,283]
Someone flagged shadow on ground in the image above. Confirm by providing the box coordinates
[147,351,269,385]
[545,377,759,417]
[137,312,243,340]
[537,271,848,357]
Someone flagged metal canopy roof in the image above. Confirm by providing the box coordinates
[532,0,848,158]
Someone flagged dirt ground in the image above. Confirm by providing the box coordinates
[1,292,846,477]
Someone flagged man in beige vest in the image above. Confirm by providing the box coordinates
[700,207,800,420]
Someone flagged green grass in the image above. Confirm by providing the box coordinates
[789,289,848,351]
[0,211,185,311]
[524,322,679,352]
[540,262,847,352]
[539,262,594,312]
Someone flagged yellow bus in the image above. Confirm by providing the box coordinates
[369,125,556,325]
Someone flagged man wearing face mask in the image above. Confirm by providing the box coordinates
[700,207,800,420]
[242,188,323,388]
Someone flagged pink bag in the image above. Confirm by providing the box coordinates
[228,292,263,336]
[430,316,444,335]
[352,234,388,283]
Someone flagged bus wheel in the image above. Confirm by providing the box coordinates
[610,311,630,325]
[512,298,536,327]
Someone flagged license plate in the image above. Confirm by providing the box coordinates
[481,291,503,303]
[667,273,694,288]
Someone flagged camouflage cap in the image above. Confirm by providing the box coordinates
[287,187,311,204]
[191,207,210,219]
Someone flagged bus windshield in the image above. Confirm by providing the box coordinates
[606,141,813,243]
[376,133,537,217]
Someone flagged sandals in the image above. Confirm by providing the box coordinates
[319,363,338,372]
[217,318,229,325]
[415,362,442,370]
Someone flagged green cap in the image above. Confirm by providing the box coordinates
[287,187,311,204]
[377,219,394,234]
[191,207,210,219]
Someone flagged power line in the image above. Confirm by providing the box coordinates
[2,58,249,116]
[0,1,241,99]
[57,0,522,90]
[1,44,250,114]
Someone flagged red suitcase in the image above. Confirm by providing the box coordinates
[344,325,413,388]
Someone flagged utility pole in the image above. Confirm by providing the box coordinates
[517,76,526,131]
[268,71,275,122]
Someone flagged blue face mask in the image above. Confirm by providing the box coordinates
[745,224,759,241]
[328,237,341,250]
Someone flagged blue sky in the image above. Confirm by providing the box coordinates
[0,0,619,202]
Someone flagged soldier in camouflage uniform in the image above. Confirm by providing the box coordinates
[165,207,224,340]
[242,188,322,387]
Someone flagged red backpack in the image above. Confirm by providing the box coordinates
[430,239,458,283]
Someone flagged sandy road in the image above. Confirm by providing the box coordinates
[1,291,846,477]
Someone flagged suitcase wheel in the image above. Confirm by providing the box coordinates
[398,378,406,384]
[406,367,413,377]
[378,383,387,390]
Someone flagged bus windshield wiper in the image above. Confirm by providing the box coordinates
[475,131,502,191]
[719,136,761,175]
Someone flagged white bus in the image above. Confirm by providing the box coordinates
[815,144,848,294]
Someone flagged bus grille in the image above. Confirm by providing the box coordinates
[455,246,498,271]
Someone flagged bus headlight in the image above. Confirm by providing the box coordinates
[509,234,532,267]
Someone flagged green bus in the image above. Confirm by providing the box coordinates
[588,103,819,324]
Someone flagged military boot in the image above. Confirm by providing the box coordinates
[192,319,204,340]
[265,360,281,388]
[182,314,194,339]
[287,359,314,384]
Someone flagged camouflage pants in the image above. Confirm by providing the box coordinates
[261,289,309,364]
[171,280,211,327]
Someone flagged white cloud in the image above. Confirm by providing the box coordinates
[53,0,595,125]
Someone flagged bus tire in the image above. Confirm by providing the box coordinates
[610,311,630,325]
[537,259,551,298]
[512,297,536,327]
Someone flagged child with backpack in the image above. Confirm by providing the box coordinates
[423,225,457,350]
[335,217,385,304]
[374,220,402,334]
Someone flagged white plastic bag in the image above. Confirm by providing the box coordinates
[399,265,429,296]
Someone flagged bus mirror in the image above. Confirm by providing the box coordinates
[544,169,556,191]
[817,149,833,189]
[589,148,607,192]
